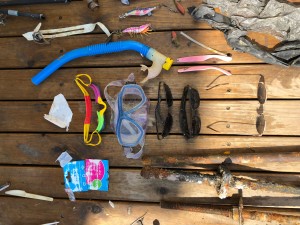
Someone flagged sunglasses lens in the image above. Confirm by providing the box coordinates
[256,114,266,135]
[155,111,160,125]
[155,103,163,140]
[156,82,173,140]
[163,83,173,107]
[179,110,189,136]
[192,116,201,136]
[190,88,200,109]
[162,114,173,138]
[155,102,163,120]
[257,82,266,104]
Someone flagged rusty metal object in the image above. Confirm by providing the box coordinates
[173,0,185,15]
[87,0,99,10]
[238,189,244,225]
[171,31,180,48]
[141,165,300,198]
[160,201,300,224]
[242,210,300,224]
[0,14,7,25]
[142,152,300,170]
[141,166,217,186]
[161,201,232,217]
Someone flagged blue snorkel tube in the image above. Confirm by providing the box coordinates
[32,40,173,85]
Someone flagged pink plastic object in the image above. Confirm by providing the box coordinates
[90,84,101,103]
[178,66,232,76]
[177,55,232,63]
[122,24,151,35]
[85,159,105,184]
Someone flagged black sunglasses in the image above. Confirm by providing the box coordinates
[179,85,201,139]
[155,82,173,140]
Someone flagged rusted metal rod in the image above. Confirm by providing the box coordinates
[142,152,300,170]
[162,201,232,217]
[141,166,300,198]
[160,201,300,224]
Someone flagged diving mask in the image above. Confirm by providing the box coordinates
[104,73,150,159]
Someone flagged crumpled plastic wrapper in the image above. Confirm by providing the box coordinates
[56,151,73,167]
[44,94,73,131]
[189,0,300,67]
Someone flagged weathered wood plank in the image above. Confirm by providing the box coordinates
[0,0,206,37]
[0,197,232,225]
[143,152,300,172]
[0,30,278,69]
[1,134,300,172]
[2,197,299,225]
[0,0,299,37]
[0,100,300,136]
[0,167,299,206]
[0,0,299,221]
[168,196,300,209]
[1,65,300,100]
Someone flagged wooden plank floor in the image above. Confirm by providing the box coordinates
[0,0,300,224]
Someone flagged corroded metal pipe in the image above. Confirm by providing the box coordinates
[161,201,232,217]
[142,152,300,170]
[161,201,300,224]
[141,166,217,185]
[141,166,300,198]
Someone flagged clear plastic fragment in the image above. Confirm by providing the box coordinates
[56,151,72,167]
[65,188,76,202]
[44,94,73,131]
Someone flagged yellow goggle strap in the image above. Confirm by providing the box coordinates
[75,74,102,146]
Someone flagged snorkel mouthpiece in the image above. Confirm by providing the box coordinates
[141,48,173,83]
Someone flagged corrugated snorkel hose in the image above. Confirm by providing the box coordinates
[32,40,151,85]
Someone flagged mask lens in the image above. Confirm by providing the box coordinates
[119,119,143,145]
[122,87,143,112]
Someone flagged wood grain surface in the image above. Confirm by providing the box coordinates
[0,167,299,203]
[1,134,300,172]
[0,31,278,69]
[1,65,300,100]
[2,198,299,225]
[0,0,206,37]
[0,100,300,136]
[1,0,300,224]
